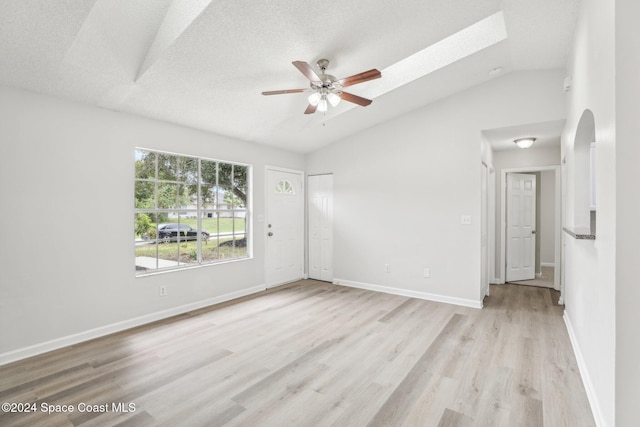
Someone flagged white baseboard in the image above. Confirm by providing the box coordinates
[491,277,505,285]
[334,278,483,309]
[563,312,606,427]
[0,285,266,366]
[541,262,556,268]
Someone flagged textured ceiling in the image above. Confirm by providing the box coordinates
[0,0,579,153]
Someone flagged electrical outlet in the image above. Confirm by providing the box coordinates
[384,264,390,273]
[461,215,472,225]
[159,286,167,297]
[423,268,430,278]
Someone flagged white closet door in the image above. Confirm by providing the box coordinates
[308,174,333,282]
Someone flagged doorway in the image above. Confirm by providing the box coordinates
[500,166,561,291]
[265,167,304,287]
[506,173,537,282]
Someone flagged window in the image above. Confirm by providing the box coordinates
[134,149,250,274]
[275,179,295,194]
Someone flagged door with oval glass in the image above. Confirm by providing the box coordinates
[265,167,304,287]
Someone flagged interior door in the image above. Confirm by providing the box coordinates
[265,168,304,287]
[308,174,333,281]
[506,173,536,282]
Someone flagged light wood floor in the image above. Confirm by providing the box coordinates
[0,281,595,427]
[508,267,555,289]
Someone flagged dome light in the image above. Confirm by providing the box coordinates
[514,137,536,149]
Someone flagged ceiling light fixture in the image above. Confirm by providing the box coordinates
[317,95,328,112]
[308,86,341,112]
[308,92,321,106]
[514,137,536,149]
[327,92,341,107]
[263,59,377,114]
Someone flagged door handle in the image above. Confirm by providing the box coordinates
[532,230,536,234]
[268,232,273,237]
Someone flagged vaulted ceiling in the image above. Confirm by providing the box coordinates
[0,0,579,153]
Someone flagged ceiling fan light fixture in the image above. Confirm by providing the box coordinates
[262,59,380,114]
[308,92,321,106]
[317,96,328,112]
[327,92,341,107]
[514,137,536,149]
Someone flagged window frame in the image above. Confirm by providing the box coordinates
[134,148,252,276]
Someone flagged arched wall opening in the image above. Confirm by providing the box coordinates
[573,109,596,233]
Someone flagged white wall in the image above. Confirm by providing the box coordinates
[492,147,560,280]
[561,0,616,425]
[615,1,640,426]
[539,170,555,266]
[306,70,566,306]
[0,86,304,362]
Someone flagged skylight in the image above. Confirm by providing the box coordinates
[329,11,508,116]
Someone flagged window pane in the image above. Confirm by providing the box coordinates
[218,235,235,260]
[158,227,181,267]
[202,215,219,262]
[178,214,200,266]
[185,183,198,206]
[135,212,159,273]
[276,179,295,194]
[233,164,247,186]
[219,186,235,210]
[156,215,197,267]
[233,165,248,209]
[233,211,248,258]
[178,184,196,210]
[135,150,156,179]
[201,213,217,235]
[217,199,234,233]
[233,211,247,236]
[135,181,155,209]
[201,160,217,185]
[157,153,179,181]
[180,157,198,185]
[218,163,233,191]
[201,184,219,209]
[231,236,248,258]
[157,183,180,209]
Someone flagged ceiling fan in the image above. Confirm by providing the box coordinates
[262,59,381,114]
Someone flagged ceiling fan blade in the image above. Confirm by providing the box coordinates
[262,89,306,95]
[340,91,373,106]
[292,61,321,82]
[339,69,381,87]
[304,104,317,114]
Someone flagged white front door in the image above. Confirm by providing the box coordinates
[506,173,536,282]
[308,174,333,282]
[265,168,304,287]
